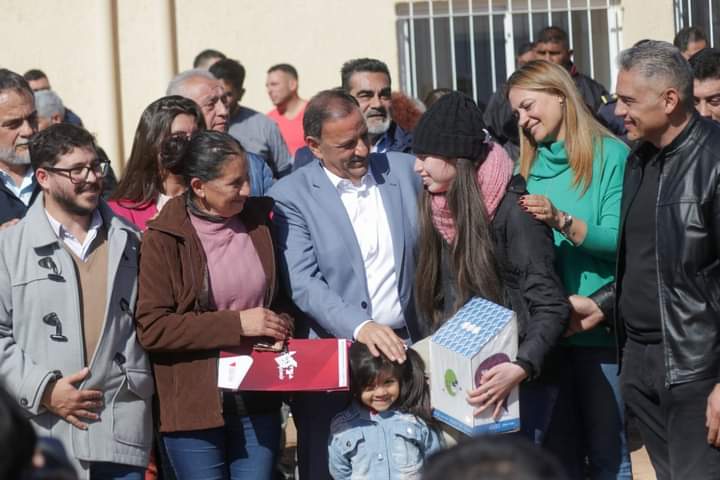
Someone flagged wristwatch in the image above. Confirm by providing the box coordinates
[561,212,574,237]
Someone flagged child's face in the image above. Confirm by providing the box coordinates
[360,371,400,412]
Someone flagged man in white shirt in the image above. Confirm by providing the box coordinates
[0,123,152,479]
[269,89,421,480]
[0,69,39,227]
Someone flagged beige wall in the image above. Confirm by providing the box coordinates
[174,0,401,112]
[0,0,401,174]
[1,1,124,171]
[0,0,676,175]
[621,0,676,48]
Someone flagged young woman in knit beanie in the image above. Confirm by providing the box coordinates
[507,60,631,479]
[412,91,570,442]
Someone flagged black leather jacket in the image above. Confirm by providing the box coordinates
[592,114,720,385]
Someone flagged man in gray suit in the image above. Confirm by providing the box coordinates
[269,89,421,479]
[0,124,152,479]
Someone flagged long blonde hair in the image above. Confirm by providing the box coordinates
[506,60,613,193]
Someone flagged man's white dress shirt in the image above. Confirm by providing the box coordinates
[45,209,104,261]
[323,167,405,339]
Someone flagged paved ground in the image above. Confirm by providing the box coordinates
[631,446,655,479]
[629,421,656,480]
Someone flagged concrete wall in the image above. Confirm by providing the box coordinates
[1,1,124,171]
[173,0,401,112]
[0,0,675,174]
[621,0,676,48]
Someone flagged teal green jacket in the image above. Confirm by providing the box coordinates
[526,136,628,347]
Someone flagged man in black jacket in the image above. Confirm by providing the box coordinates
[572,40,720,478]
[0,69,38,228]
[689,48,720,123]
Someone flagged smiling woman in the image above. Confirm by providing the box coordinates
[108,95,205,231]
[412,91,570,449]
[136,130,294,479]
[506,60,632,479]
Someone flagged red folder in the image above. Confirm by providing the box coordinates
[219,338,350,392]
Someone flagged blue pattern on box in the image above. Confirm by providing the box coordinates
[431,297,514,358]
[433,408,521,436]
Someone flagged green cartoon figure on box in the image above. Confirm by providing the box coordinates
[444,368,460,396]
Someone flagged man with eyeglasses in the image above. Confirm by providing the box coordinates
[0,123,152,479]
[0,69,39,228]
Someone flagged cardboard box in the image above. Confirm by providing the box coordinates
[430,297,520,435]
[218,338,350,392]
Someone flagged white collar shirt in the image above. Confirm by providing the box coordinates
[45,209,104,262]
[0,167,36,206]
[323,167,405,338]
[156,193,171,211]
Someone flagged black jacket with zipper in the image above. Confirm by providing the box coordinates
[592,113,720,386]
[492,175,570,380]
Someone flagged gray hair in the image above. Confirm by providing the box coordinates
[34,89,65,119]
[166,68,217,96]
[617,40,694,110]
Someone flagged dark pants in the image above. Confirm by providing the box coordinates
[544,347,632,479]
[90,462,144,480]
[517,379,560,445]
[291,390,351,480]
[620,338,720,479]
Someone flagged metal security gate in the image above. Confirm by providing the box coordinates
[674,0,720,46]
[396,0,623,105]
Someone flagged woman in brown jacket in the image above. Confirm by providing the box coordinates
[136,130,293,480]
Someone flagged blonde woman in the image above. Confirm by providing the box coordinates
[507,60,631,479]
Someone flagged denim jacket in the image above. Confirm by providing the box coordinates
[328,402,442,480]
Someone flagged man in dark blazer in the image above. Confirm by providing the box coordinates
[0,69,39,228]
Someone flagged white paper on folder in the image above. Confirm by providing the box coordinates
[218,355,254,390]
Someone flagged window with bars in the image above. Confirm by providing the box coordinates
[674,0,720,46]
[396,0,622,105]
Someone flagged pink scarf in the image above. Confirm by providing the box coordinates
[430,142,514,244]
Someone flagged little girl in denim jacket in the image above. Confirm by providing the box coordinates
[328,342,443,480]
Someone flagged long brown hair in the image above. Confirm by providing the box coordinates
[506,60,613,193]
[111,96,205,204]
[415,152,504,332]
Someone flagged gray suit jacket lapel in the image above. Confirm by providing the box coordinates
[371,158,406,277]
[309,163,367,286]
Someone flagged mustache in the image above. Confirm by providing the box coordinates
[366,107,387,116]
[77,182,101,193]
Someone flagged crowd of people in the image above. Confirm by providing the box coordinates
[1,22,720,480]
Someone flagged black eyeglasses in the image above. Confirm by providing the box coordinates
[42,160,110,184]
